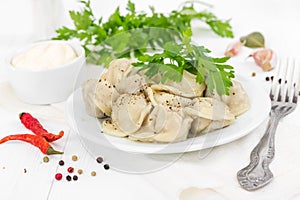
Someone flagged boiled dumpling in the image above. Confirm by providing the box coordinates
[151,71,206,98]
[146,87,192,113]
[128,106,166,142]
[185,97,235,134]
[93,77,118,116]
[93,58,134,116]
[130,105,193,143]
[190,117,211,135]
[202,120,234,133]
[103,58,133,86]
[221,80,250,116]
[111,93,152,134]
[205,80,250,117]
[116,74,146,95]
[184,97,235,121]
[128,105,166,142]
[102,119,127,137]
[81,79,105,118]
[153,111,193,142]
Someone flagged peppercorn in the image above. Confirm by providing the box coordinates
[77,169,83,175]
[43,156,49,163]
[55,173,62,181]
[72,155,78,161]
[271,76,274,81]
[265,77,270,81]
[96,157,103,164]
[24,168,27,173]
[58,160,64,166]
[91,171,96,176]
[251,72,256,77]
[67,167,74,173]
[73,175,78,181]
[66,175,72,181]
[104,164,110,170]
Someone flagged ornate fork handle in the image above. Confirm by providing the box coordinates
[237,113,281,191]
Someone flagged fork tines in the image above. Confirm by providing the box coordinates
[270,58,299,104]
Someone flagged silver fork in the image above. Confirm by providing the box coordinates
[237,58,299,191]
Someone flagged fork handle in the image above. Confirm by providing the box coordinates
[237,114,281,191]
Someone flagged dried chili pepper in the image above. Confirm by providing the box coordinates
[19,112,64,142]
[0,134,63,155]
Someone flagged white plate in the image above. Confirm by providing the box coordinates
[66,75,271,154]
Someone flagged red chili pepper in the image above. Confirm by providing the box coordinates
[0,134,63,155]
[19,112,64,142]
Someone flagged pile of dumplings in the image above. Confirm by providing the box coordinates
[82,58,250,143]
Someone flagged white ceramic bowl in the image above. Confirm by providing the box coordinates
[5,40,85,104]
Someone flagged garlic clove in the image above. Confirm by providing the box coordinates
[250,48,276,71]
[224,41,244,57]
[261,62,273,71]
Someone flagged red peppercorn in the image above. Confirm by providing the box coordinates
[55,173,63,180]
[67,167,74,173]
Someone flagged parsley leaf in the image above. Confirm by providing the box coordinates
[54,0,235,95]
[133,40,234,95]
[54,0,233,60]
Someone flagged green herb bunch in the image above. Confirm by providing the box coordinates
[54,0,235,95]
[133,30,234,95]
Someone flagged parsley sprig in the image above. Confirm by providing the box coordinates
[133,30,234,95]
[54,0,235,95]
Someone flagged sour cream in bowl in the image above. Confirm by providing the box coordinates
[6,40,85,104]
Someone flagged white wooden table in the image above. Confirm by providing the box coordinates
[0,0,300,199]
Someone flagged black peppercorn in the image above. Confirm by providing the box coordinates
[104,164,110,170]
[58,160,64,166]
[73,175,78,181]
[96,157,103,164]
[66,175,72,181]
